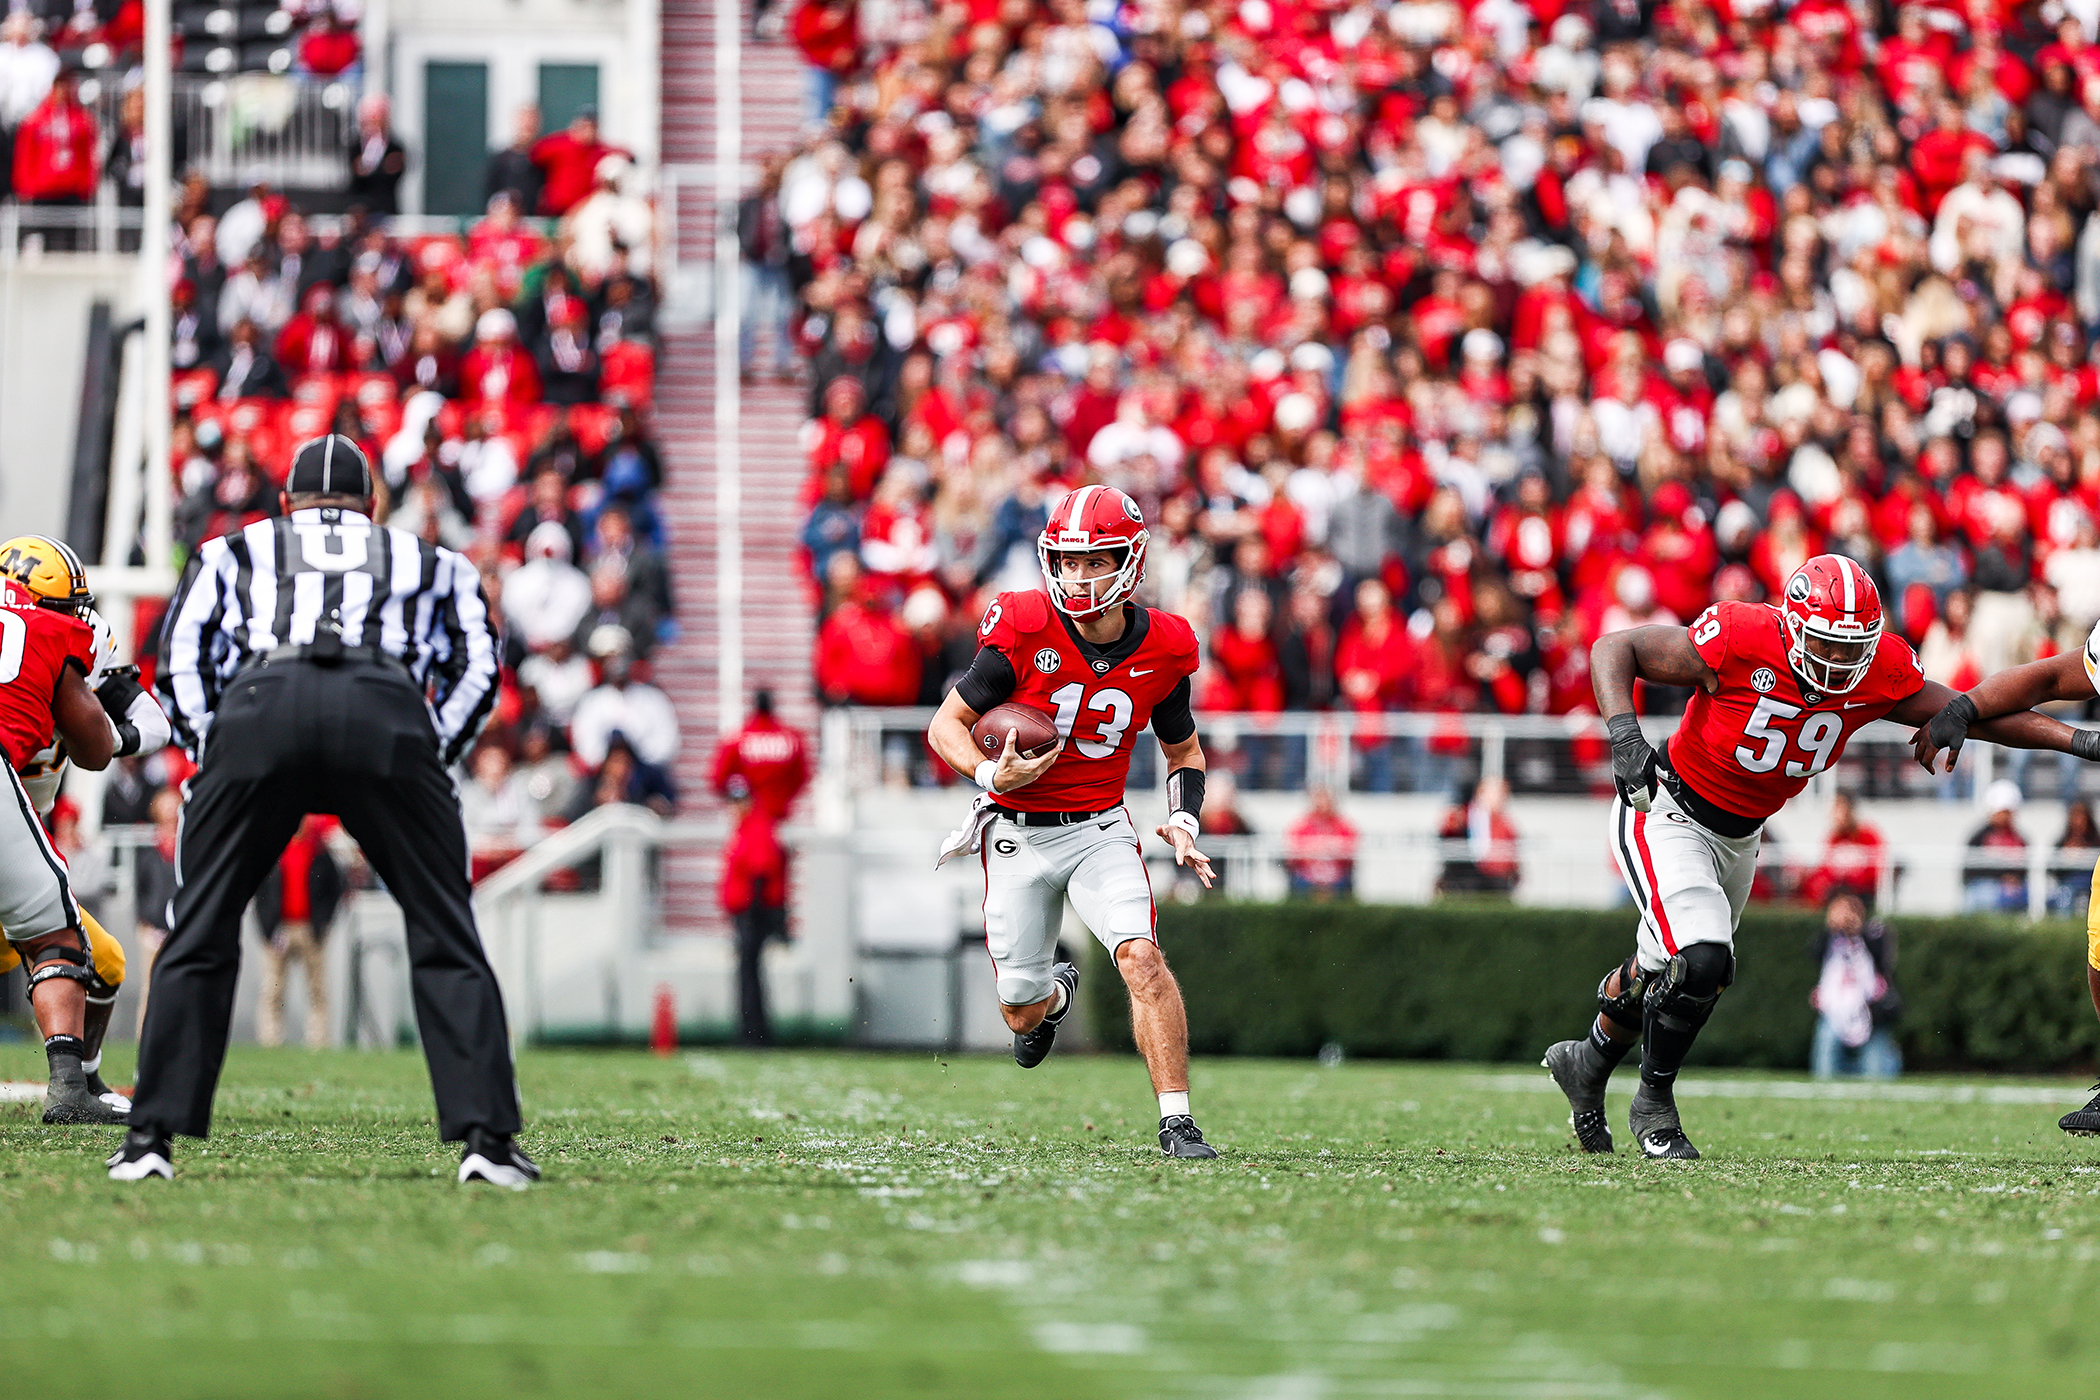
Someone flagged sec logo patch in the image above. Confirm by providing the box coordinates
[1752,667,1777,693]
[1034,648,1061,673]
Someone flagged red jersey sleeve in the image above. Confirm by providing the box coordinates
[1687,602,1732,673]
[976,589,1050,664]
[1147,608,1203,681]
[1867,632,1926,706]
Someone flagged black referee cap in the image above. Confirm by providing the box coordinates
[286,433,374,500]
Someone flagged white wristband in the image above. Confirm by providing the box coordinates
[1166,811,1200,839]
[974,759,999,792]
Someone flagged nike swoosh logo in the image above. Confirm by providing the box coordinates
[1130,668,1153,676]
[1841,702,1873,710]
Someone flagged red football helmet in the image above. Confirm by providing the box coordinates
[1038,485,1150,620]
[1780,554,1882,694]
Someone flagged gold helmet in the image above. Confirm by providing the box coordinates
[0,535,92,614]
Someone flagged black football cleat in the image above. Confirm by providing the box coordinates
[106,1128,173,1181]
[2061,1083,2100,1136]
[1159,1114,1219,1159]
[460,1131,541,1190]
[1013,962,1079,1069]
[1629,1085,1699,1160]
[43,1059,127,1125]
[85,1066,131,1116]
[1542,1039,1615,1154]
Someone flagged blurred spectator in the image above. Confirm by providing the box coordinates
[460,744,543,880]
[1964,780,2031,913]
[486,105,544,213]
[502,521,593,651]
[505,465,587,562]
[2053,800,2100,917]
[568,156,654,283]
[721,775,789,1046]
[814,569,919,705]
[564,731,677,819]
[0,18,58,180]
[12,64,94,245]
[1285,787,1357,902]
[802,463,860,584]
[1193,768,1252,897]
[739,154,792,382]
[793,0,858,127]
[571,629,680,769]
[515,721,580,823]
[1203,589,1285,714]
[131,788,180,1035]
[1798,793,1889,910]
[460,308,541,405]
[1435,776,1520,898]
[101,753,160,827]
[711,689,810,820]
[1809,893,1902,1081]
[250,815,343,1049]
[517,637,594,728]
[346,94,408,215]
[1884,505,1969,608]
[530,105,626,218]
[214,318,290,401]
[1920,589,1982,692]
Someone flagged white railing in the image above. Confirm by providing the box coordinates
[168,73,357,191]
[820,705,2067,804]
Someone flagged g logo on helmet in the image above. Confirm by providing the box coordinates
[1123,496,1143,521]
[1752,667,1777,693]
[1786,572,1812,603]
[1034,648,1061,673]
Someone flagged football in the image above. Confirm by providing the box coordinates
[971,702,1061,760]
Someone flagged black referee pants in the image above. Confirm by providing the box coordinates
[132,657,520,1142]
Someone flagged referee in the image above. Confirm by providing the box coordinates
[109,434,537,1188]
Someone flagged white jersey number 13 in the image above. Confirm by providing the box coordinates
[1048,682,1134,760]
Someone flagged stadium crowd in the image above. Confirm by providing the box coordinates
[150,100,671,873]
[771,0,2100,795]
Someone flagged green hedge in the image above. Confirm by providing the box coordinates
[1086,903,2100,1072]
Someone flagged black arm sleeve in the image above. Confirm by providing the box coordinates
[953,647,1018,714]
[1151,676,1196,745]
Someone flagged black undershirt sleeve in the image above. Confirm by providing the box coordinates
[1151,676,1196,745]
[953,647,1018,714]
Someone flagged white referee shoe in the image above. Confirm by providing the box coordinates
[107,1129,174,1182]
[459,1133,541,1190]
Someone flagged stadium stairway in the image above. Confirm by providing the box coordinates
[657,0,812,933]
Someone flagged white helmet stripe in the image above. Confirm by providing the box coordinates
[1837,556,1856,614]
[1062,484,1098,536]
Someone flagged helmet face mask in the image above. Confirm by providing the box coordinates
[1781,555,1882,695]
[0,534,92,615]
[1037,485,1149,621]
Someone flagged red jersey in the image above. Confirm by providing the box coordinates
[1665,600,1925,823]
[974,589,1200,813]
[710,715,811,821]
[0,580,95,770]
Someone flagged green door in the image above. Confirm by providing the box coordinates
[538,63,600,132]
[423,60,489,217]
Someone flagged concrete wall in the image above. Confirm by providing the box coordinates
[0,259,141,544]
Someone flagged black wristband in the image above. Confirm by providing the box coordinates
[2075,728,2100,763]
[1166,766,1206,820]
[112,720,140,758]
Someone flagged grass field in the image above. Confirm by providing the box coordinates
[8,1045,2100,1398]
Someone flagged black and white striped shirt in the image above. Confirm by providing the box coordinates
[157,507,500,764]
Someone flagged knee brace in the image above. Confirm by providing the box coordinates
[1596,955,1648,1032]
[24,940,93,993]
[1643,945,1735,1035]
[85,971,118,1005]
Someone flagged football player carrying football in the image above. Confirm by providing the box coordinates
[928,485,1221,1159]
[1544,554,2094,1159]
[1912,608,2100,1137]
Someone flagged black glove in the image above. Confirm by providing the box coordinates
[2075,728,2100,763]
[1921,693,1979,770]
[93,665,144,720]
[1606,712,1658,812]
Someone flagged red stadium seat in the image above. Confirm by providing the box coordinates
[172,367,218,408]
[349,372,399,406]
[284,400,333,443]
[568,402,618,457]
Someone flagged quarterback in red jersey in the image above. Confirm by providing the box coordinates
[1544,554,2089,1161]
[928,485,1221,1158]
[0,534,134,1125]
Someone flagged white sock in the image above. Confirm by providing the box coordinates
[81,1052,100,1075]
[1158,1091,1190,1120]
[1047,982,1069,1018]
